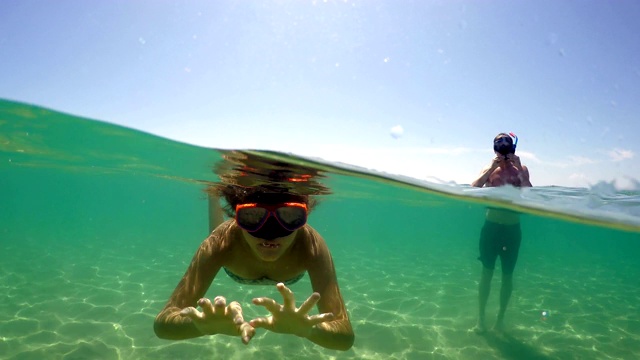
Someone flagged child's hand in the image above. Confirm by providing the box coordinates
[180,296,255,344]
[249,283,335,338]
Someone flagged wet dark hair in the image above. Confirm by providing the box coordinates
[204,151,331,217]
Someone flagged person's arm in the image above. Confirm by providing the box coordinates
[154,232,224,339]
[305,229,355,351]
[506,154,532,187]
[519,165,532,187]
[471,158,500,188]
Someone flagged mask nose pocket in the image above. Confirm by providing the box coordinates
[250,217,293,240]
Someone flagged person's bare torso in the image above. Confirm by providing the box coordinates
[487,164,523,187]
[485,163,523,224]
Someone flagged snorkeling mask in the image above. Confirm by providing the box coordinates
[493,132,518,157]
[235,202,307,241]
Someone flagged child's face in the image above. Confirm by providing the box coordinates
[241,227,299,262]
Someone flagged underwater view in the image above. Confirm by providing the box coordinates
[1,100,639,360]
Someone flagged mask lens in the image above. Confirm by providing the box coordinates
[494,137,513,155]
[275,205,307,230]
[236,206,269,231]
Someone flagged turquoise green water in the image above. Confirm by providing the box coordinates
[1,99,639,360]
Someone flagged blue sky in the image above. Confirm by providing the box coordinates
[1,1,639,189]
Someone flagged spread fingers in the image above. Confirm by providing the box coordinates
[276,282,296,311]
[297,292,320,314]
[252,297,281,313]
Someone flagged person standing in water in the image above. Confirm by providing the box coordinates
[154,151,354,351]
[471,133,532,333]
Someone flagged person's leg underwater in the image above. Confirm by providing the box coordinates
[495,273,513,332]
[495,224,521,332]
[476,267,494,333]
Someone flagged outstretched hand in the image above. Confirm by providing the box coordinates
[180,296,255,344]
[250,283,335,338]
